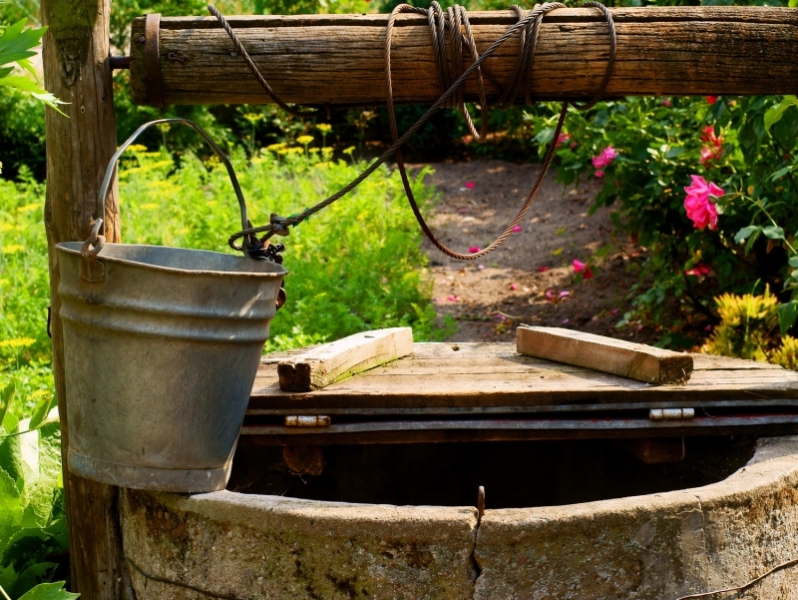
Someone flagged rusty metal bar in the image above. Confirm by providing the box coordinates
[246,398,798,417]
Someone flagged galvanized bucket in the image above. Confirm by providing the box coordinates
[56,119,287,493]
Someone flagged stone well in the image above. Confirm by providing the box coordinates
[121,436,798,599]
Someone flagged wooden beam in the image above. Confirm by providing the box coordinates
[128,7,798,107]
[516,326,693,385]
[41,0,127,597]
[278,327,414,392]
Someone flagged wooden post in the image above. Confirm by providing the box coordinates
[128,7,798,107]
[41,0,126,597]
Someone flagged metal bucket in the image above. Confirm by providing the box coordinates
[56,119,287,492]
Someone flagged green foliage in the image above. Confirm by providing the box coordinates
[524,92,798,341]
[0,18,64,115]
[116,138,447,349]
[0,399,70,600]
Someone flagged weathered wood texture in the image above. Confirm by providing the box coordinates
[516,325,693,384]
[250,342,796,411]
[41,0,126,597]
[129,7,798,107]
[278,327,414,391]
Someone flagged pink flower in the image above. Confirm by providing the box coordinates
[545,289,556,302]
[509,283,518,291]
[495,313,507,322]
[511,225,522,233]
[536,266,549,273]
[594,170,605,179]
[684,175,723,230]
[662,99,672,108]
[465,181,475,189]
[701,126,722,147]
[562,318,570,325]
[685,264,710,277]
[699,126,724,165]
[446,295,459,302]
[699,146,717,166]
[556,133,572,148]
[592,146,617,170]
[468,246,480,253]
[558,290,571,298]
[706,96,719,105]
[572,260,594,278]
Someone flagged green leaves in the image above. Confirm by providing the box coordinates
[779,301,798,336]
[0,378,68,600]
[17,582,78,600]
[762,225,785,240]
[0,19,66,115]
[0,20,43,74]
[0,382,14,430]
[764,96,798,133]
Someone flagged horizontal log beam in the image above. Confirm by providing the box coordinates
[129,7,798,107]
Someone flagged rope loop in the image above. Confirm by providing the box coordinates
[211,2,617,260]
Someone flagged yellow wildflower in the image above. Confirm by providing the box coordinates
[0,338,36,349]
[297,135,314,146]
[316,123,332,134]
[17,203,41,213]
[2,245,24,254]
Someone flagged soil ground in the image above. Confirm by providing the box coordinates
[418,159,659,344]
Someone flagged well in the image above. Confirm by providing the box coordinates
[121,436,798,600]
[117,343,798,600]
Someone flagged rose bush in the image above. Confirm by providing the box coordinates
[526,93,798,346]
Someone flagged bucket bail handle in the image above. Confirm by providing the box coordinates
[95,118,264,259]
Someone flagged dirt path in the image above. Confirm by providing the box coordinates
[419,159,655,344]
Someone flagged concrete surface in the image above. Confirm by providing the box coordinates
[121,436,798,599]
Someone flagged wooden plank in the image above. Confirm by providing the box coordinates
[516,325,693,384]
[41,0,127,597]
[248,343,798,411]
[128,7,798,107]
[278,327,414,391]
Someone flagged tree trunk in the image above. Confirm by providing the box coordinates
[41,0,126,597]
[128,7,798,107]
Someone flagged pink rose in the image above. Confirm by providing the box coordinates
[594,170,605,179]
[685,264,710,277]
[592,146,617,170]
[468,246,480,253]
[684,175,723,230]
[556,133,572,148]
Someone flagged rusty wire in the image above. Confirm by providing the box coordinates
[212,2,617,260]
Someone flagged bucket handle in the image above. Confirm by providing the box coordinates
[94,118,260,258]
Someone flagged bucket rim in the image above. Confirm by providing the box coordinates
[57,241,288,278]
